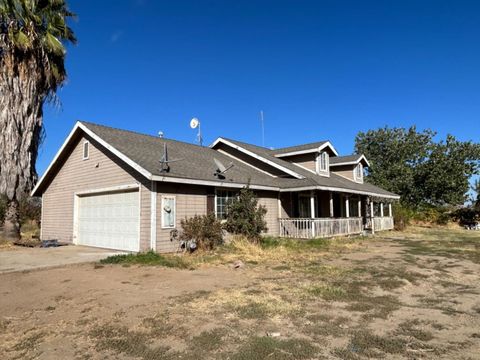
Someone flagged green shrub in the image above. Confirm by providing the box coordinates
[436,210,451,225]
[224,186,267,242]
[179,213,224,250]
[392,203,413,230]
[451,207,479,226]
[0,195,41,227]
[100,250,189,268]
[19,196,41,225]
[394,203,455,228]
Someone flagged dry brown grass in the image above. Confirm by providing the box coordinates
[2,227,480,359]
[183,284,303,320]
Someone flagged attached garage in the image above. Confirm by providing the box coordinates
[76,190,140,252]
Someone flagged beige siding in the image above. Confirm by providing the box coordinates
[155,184,208,253]
[281,153,317,172]
[332,165,355,181]
[41,135,152,251]
[256,191,280,236]
[154,186,280,252]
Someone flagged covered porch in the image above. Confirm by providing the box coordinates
[278,190,394,239]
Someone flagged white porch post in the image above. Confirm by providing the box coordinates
[358,197,362,218]
[329,192,334,217]
[389,203,392,217]
[370,200,375,234]
[310,191,316,218]
[278,194,282,236]
[345,195,350,234]
[380,202,384,217]
[310,191,316,238]
[150,181,157,251]
[345,196,350,218]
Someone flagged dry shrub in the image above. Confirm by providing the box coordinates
[179,213,223,250]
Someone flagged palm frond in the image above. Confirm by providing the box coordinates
[1,0,76,90]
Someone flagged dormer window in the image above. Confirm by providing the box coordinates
[354,163,363,182]
[83,141,89,160]
[316,151,329,175]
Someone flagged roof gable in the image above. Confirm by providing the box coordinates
[330,154,370,167]
[210,138,305,179]
[272,141,339,157]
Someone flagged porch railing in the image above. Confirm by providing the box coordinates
[279,217,363,239]
[373,216,394,231]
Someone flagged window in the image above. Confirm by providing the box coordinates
[354,164,363,182]
[161,196,176,228]
[216,190,237,220]
[316,152,329,174]
[83,141,89,160]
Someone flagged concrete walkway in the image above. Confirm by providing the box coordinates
[0,245,124,273]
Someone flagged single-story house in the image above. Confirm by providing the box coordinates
[31,121,399,252]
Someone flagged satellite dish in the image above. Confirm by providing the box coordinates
[190,118,199,129]
[213,158,234,178]
[214,158,227,173]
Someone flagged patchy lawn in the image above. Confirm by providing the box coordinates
[1,226,479,359]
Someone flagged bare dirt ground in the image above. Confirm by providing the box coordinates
[0,226,479,359]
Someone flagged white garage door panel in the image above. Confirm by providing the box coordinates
[78,191,139,251]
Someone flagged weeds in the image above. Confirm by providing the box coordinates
[395,320,434,341]
[100,250,191,269]
[230,336,318,360]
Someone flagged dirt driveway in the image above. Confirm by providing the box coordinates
[0,245,124,273]
[0,227,479,359]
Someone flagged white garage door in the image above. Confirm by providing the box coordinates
[77,190,140,251]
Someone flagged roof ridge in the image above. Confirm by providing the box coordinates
[219,137,271,151]
[79,120,208,149]
[274,140,329,151]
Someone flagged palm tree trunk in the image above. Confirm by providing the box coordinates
[0,55,43,242]
[2,200,20,241]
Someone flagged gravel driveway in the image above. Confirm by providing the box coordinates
[0,245,124,273]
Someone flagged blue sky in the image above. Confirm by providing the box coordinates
[40,0,480,180]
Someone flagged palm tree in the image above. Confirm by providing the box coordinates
[0,0,76,241]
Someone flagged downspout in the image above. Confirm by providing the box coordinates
[150,181,157,251]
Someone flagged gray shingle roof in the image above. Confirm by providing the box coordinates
[79,122,398,198]
[82,122,286,189]
[272,141,329,156]
[330,155,362,165]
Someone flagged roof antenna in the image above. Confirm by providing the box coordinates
[260,110,265,147]
[190,117,203,146]
[159,143,183,173]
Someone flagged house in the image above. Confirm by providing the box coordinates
[31,121,400,252]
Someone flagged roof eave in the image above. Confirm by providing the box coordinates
[330,155,370,167]
[279,185,400,199]
[31,121,153,197]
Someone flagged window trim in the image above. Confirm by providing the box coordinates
[161,195,176,229]
[354,163,363,182]
[82,141,89,160]
[316,151,329,175]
